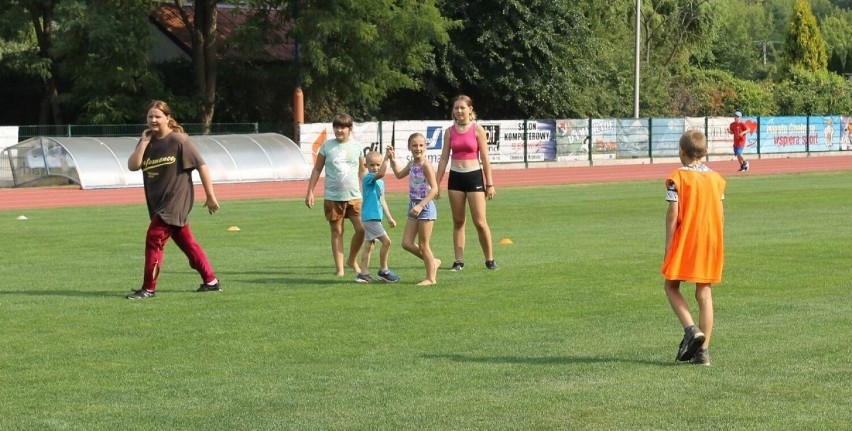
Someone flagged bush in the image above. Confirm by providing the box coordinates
[668,67,777,116]
[774,66,852,115]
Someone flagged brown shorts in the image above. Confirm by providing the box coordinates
[324,199,362,222]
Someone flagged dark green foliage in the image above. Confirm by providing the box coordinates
[432,0,608,119]
[294,0,452,121]
[820,10,852,75]
[56,0,170,123]
[2,0,852,127]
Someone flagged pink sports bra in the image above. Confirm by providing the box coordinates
[449,124,479,161]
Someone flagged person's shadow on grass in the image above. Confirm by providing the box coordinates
[422,353,669,367]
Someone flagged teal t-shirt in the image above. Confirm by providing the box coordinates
[319,139,362,201]
[361,173,385,221]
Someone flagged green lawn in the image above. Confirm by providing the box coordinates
[1,172,850,430]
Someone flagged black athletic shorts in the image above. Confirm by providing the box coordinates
[447,169,485,193]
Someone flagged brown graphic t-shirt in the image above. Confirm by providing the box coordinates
[141,132,206,226]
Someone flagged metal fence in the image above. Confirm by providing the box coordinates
[297,115,852,167]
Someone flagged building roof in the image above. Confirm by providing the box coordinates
[149,3,294,62]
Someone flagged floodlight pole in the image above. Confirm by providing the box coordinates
[633,0,641,118]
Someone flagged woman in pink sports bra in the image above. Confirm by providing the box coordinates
[436,95,498,271]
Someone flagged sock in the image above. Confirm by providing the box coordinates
[206,278,218,286]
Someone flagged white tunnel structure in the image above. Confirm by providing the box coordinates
[1,133,311,189]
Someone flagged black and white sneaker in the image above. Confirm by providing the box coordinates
[196,282,222,292]
[449,260,465,271]
[676,327,705,362]
[691,349,711,366]
[127,289,156,300]
[485,260,498,270]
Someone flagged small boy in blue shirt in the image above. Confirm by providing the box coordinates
[356,150,399,282]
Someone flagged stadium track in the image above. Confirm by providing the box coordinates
[1,155,850,211]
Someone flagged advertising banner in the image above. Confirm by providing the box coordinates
[388,121,449,166]
[843,116,852,151]
[300,120,557,166]
[589,119,618,159]
[616,118,649,158]
[483,120,556,163]
[298,114,852,163]
[707,117,757,155]
[649,118,686,158]
[555,119,590,161]
[760,116,840,153]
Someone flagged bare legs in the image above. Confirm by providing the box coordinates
[360,235,392,276]
[448,190,494,264]
[329,215,364,276]
[665,280,714,349]
[401,219,439,285]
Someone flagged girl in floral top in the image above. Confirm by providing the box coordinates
[389,133,440,285]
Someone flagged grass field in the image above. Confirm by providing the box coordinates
[1,171,850,430]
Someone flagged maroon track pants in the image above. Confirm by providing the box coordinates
[141,215,216,291]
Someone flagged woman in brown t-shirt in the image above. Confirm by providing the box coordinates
[125,100,221,299]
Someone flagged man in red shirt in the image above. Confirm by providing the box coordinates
[728,111,749,172]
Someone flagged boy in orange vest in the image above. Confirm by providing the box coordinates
[662,130,727,366]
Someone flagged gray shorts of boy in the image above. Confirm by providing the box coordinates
[363,220,388,241]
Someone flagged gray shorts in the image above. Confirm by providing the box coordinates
[363,220,388,241]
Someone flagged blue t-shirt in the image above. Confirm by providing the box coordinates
[318,138,362,201]
[361,172,385,221]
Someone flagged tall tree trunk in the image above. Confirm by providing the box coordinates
[28,1,64,125]
[176,0,217,133]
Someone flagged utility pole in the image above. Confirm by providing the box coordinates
[753,40,781,67]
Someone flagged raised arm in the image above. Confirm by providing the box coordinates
[127,130,152,171]
[388,147,410,179]
[374,152,390,181]
[358,155,367,180]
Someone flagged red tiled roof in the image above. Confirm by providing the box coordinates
[150,4,294,61]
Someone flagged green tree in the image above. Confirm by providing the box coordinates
[14,0,64,125]
[669,67,777,116]
[706,0,780,80]
[783,0,829,72]
[640,0,718,67]
[173,0,219,130]
[55,1,168,124]
[431,0,606,119]
[0,2,46,124]
[820,9,852,74]
[775,65,852,114]
[291,0,452,121]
